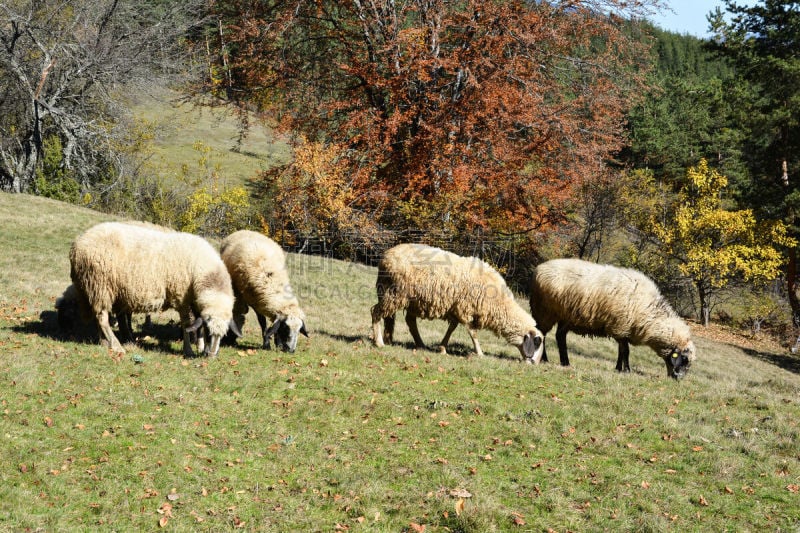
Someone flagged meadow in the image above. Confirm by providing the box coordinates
[129,88,291,188]
[0,191,799,532]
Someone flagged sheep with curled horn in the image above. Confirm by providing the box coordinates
[529,258,696,379]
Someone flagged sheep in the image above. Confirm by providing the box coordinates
[69,222,240,357]
[528,258,696,379]
[58,221,177,342]
[55,283,97,340]
[55,283,155,343]
[371,243,544,362]
[220,230,308,353]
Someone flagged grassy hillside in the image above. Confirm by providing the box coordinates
[130,89,290,188]
[1,192,799,532]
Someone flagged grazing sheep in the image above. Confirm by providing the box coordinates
[55,283,95,340]
[56,283,146,341]
[528,258,695,379]
[220,230,308,353]
[371,243,544,362]
[69,222,240,357]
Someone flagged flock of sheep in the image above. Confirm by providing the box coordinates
[57,221,696,379]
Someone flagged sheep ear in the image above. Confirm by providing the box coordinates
[300,322,309,338]
[228,319,242,338]
[185,316,204,333]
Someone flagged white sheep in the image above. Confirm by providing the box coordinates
[371,243,544,362]
[528,258,696,379]
[69,222,240,357]
[55,283,155,343]
[220,230,308,353]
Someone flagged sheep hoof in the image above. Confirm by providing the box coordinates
[437,346,447,355]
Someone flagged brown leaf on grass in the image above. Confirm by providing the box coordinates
[454,498,465,516]
[787,484,799,493]
[692,446,703,452]
[449,488,472,498]
[158,516,168,528]
[410,522,426,532]
[641,481,650,489]
[724,486,734,494]
[510,511,526,526]
[698,495,709,506]
[44,416,53,427]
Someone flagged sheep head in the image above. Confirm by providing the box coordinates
[663,340,695,380]
[518,330,545,364]
[266,315,309,353]
[185,315,240,357]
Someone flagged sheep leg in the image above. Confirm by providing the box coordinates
[405,312,426,349]
[555,323,570,366]
[371,304,388,346]
[97,310,125,354]
[384,315,395,344]
[179,310,198,358]
[466,327,485,357]
[615,339,631,373]
[438,319,459,354]
[257,313,271,350]
[116,312,134,343]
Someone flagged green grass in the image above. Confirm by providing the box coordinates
[1,191,800,531]
[130,88,290,188]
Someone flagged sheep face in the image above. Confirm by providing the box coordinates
[518,330,545,364]
[662,341,695,380]
[186,315,232,357]
[266,315,308,353]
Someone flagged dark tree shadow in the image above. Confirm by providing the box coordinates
[742,347,800,374]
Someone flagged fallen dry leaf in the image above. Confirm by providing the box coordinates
[510,511,526,526]
[409,522,425,532]
[454,498,465,516]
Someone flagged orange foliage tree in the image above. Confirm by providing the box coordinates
[207,0,659,239]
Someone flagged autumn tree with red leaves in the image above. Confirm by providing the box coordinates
[205,0,659,242]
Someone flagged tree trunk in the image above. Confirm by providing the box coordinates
[788,247,800,327]
[697,281,711,327]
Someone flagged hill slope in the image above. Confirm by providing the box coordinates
[1,193,799,531]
